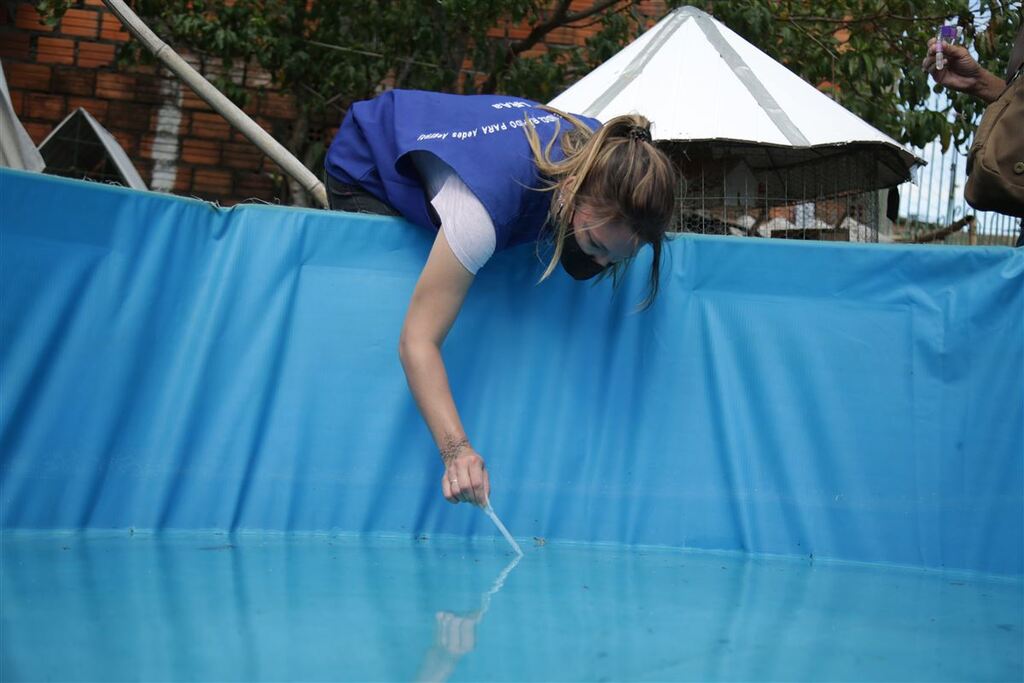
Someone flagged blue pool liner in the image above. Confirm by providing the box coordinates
[1,168,1021,575]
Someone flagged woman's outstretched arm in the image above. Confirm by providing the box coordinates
[399,228,490,507]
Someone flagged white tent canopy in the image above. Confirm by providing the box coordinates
[549,6,921,188]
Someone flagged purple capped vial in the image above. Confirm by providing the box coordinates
[935,26,960,70]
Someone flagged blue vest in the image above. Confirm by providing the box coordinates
[325,90,600,251]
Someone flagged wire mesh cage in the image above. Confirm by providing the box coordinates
[658,141,912,243]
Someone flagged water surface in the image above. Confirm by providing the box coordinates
[2,531,1020,681]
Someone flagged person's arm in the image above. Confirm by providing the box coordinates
[922,38,1007,104]
[399,228,490,506]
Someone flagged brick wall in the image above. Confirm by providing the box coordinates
[2,1,664,206]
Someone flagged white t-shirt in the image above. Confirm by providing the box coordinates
[410,152,496,275]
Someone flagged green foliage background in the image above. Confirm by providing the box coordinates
[36,1,1021,204]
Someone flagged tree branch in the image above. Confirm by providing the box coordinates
[784,13,950,25]
[899,215,976,243]
[481,0,629,93]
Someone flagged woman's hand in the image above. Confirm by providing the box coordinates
[442,444,490,507]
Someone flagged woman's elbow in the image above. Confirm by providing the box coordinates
[398,325,430,367]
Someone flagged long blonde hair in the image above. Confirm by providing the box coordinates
[523,107,677,307]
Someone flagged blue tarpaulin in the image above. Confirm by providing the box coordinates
[1,169,1022,575]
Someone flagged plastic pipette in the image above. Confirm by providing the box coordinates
[483,503,523,556]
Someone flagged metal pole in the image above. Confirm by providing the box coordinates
[102,0,328,209]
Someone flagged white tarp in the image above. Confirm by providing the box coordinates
[0,62,45,173]
[549,6,920,171]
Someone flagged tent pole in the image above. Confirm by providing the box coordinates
[102,0,328,209]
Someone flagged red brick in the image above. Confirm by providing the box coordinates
[0,30,31,59]
[222,141,262,171]
[190,111,231,139]
[259,91,296,119]
[110,129,139,155]
[172,166,194,194]
[181,88,212,111]
[67,96,108,122]
[235,171,276,201]
[4,62,52,90]
[23,121,52,145]
[181,138,221,165]
[131,74,166,104]
[36,36,75,64]
[138,133,157,158]
[59,9,99,39]
[84,0,106,6]
[126,63,159,76]
[547,27,579,46]
[25,93,66,122]
[51,67,95,96]
[244,65,272,88]
[77,41,115,68]
[15,4,53,32]
[95,71,135,100]
[192,167,232,196]
[100,12,129,42]
[107,100,153,132]
[9,89,23,115]
[489,23,530,40]
[134,158,154,182]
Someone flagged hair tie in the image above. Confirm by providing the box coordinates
[627,126,652,143]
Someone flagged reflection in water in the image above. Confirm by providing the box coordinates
[416,554,521,682]
[1,532,1020,682]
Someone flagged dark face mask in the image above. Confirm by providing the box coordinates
[560,228,608,280]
